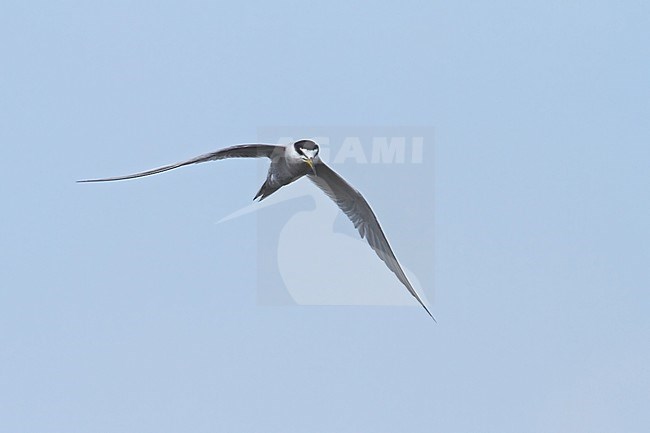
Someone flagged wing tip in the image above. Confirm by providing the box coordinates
[77,178,120,183]
[414,297,436,322]
[423,304,437,323]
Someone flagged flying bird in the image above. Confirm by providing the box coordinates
[79,140,434,320]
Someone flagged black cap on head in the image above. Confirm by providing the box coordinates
[294,139,319,155]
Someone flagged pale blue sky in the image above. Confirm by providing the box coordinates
[2,1,649,432]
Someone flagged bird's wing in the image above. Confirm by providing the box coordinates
[308,162,434,320]
[78,144,282,183]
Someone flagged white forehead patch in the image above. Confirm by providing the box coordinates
[301,148,319,159]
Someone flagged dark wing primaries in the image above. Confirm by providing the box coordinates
[78,144,282,183]
[308,162,434,320]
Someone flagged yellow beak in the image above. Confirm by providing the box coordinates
[305,158,317,175]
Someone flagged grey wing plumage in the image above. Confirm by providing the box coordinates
[308,162,435,320]
[77,144,282,182]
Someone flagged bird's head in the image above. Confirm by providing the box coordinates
[293,139,319,175]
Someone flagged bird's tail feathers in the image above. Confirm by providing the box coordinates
[253,180,282,201]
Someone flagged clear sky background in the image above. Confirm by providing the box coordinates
[2,1,649,432]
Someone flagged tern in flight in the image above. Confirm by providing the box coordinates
[79,140,434,320]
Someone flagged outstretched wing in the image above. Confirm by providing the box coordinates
[77,144,282,183]
[308,162,435,320]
